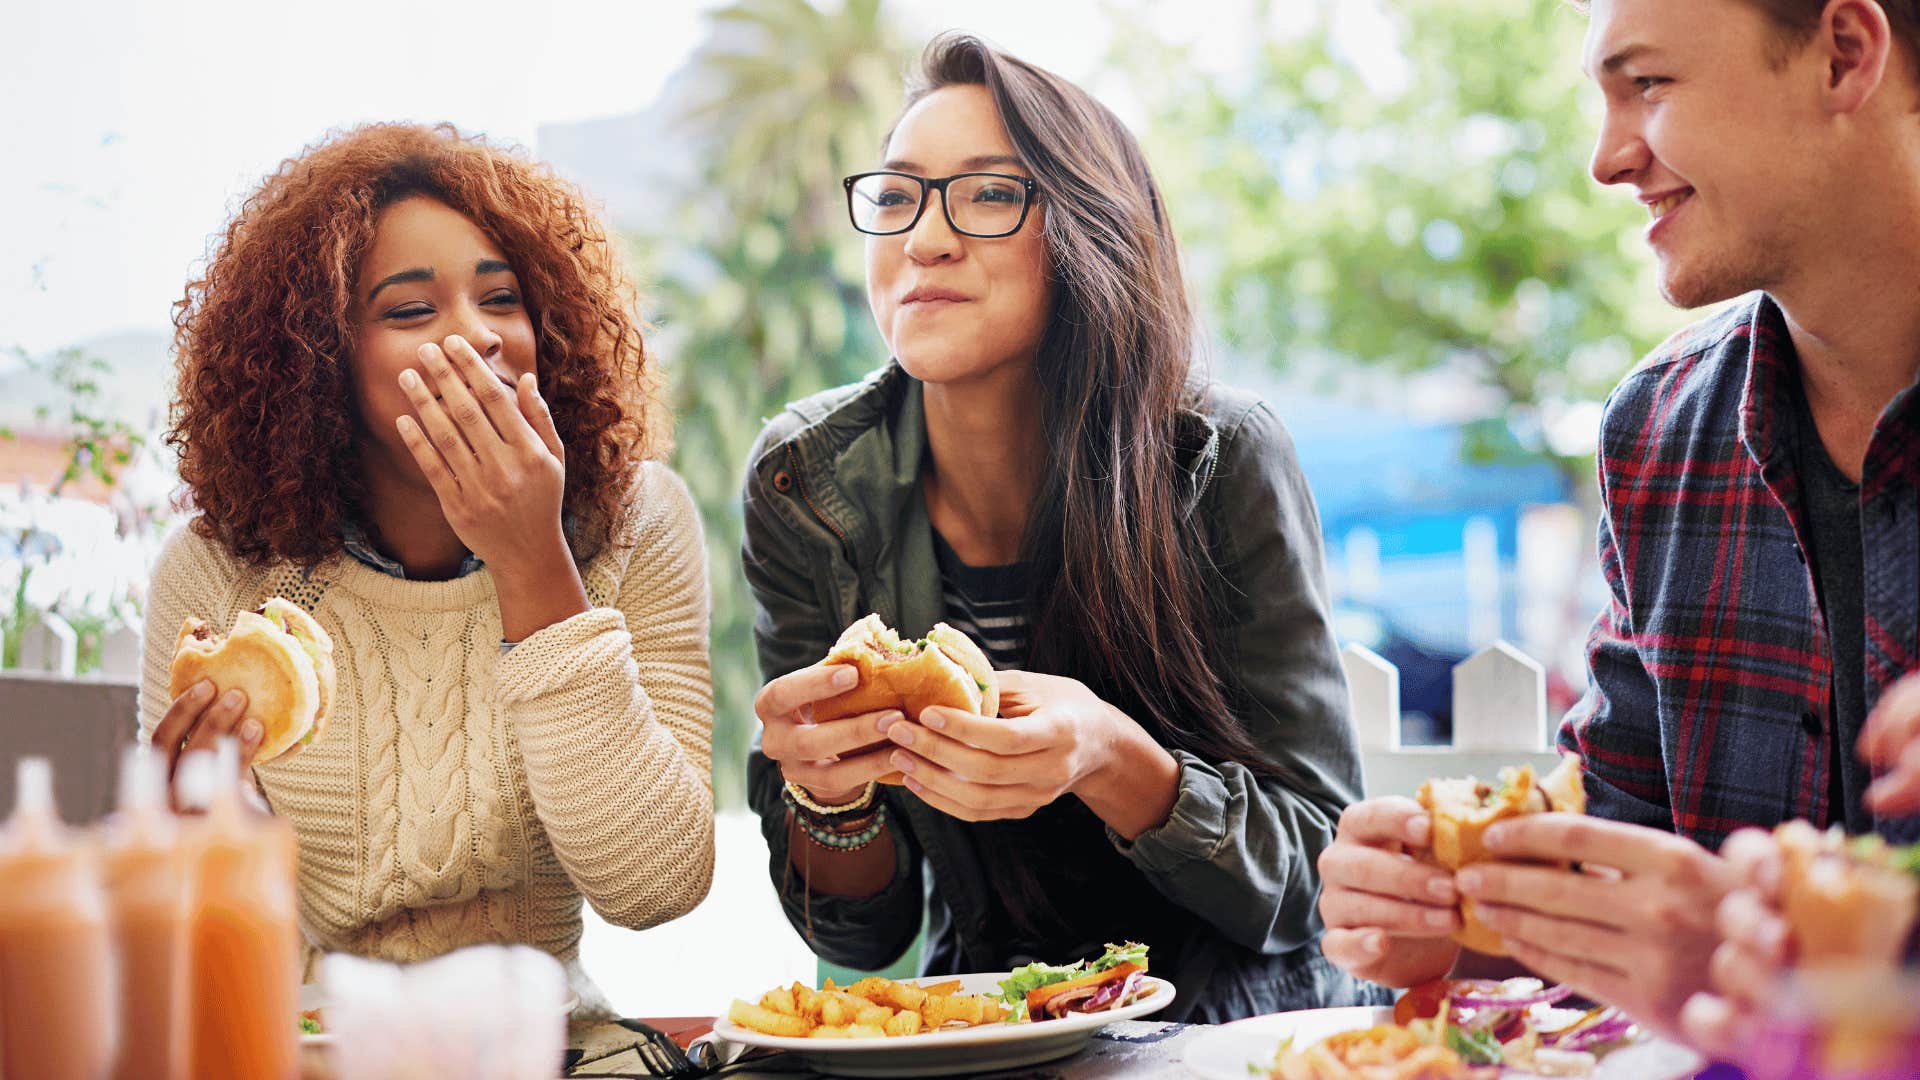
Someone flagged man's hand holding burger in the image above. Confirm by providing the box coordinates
[1316,796,1465,988]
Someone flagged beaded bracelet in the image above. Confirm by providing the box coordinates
[798,803,889,853]
[782,780,877,824]
[784,780,877,816]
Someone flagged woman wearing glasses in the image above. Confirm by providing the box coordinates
[743,34,1382,1021]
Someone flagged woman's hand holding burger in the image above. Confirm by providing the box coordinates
[755,664,906,805]
[885,670,1181,841]
[151,680,257,785]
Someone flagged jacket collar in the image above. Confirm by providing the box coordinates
[760,362,1227,563]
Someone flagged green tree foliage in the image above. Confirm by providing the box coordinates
[0,346,148,671]
[1115,0,1687,480]
[634,0,909,808]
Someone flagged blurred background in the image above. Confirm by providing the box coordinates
[4,0,1693,1011]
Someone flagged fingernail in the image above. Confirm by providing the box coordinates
[241,720,262,744]
[875,711,903,734]
[1456,869,1483,894]
[922,708,947,731]
[1363,931,1385,956]
[222,690,244,708]
[1426,908,1454,928]
[831,667,857,690]
[1406,814,1430,844]
[890,752,914,774]
[193,680,215,700]
[1482,825,1510,851]
[888,725,915,747]
[1427,877,1456,902]
[400,369,419,389]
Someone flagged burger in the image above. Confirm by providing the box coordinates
[1417,755,1586,956]
[814,614,998,784]
[169,598,336,765]
[996,943,1152,1021]
[1774,820,1920,969]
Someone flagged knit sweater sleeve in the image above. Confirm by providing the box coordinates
[493,463,716,929]
[138,523,260,744]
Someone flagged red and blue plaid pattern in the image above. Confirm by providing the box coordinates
[1559,293,1920,849]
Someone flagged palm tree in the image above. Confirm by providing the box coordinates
[637,0,910,811]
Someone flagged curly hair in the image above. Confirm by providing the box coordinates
[169,122,665,568]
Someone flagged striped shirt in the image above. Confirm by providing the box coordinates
[931,529,1029,671]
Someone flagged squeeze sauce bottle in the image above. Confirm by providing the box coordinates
[185,738,300,1080]
[0,757,116,1079]
[101,746,191,1080]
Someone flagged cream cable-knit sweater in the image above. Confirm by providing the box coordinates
[138,462,715,1019]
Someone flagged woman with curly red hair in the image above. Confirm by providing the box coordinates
[138,123,713,1018]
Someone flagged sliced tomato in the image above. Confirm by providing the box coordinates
[1392,978,1459,1026]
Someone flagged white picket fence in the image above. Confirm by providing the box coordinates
[1,605,1572,803]
[3,609,143,681]
[1345,640,1566,797]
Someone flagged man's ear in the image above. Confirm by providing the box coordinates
[1819,0,1896,114]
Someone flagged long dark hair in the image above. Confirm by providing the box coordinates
[902,34,1281,939]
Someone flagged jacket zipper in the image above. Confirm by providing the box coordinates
[1192,439,1221,505]
[784,443,853,553]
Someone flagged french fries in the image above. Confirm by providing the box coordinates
[726,975,1011,1040]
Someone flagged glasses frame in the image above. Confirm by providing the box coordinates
[842,171,1039,238]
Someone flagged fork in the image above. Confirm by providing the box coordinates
[621,1019,701,1077]
[567,1020,813,1079]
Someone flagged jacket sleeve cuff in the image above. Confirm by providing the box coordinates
[1108,751,1229,872]
[775,824,921,967]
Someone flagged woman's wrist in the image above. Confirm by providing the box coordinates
[1075,710,1181,842]
[490,535,590,642]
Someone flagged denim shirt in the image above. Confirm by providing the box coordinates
[337,520,514,654]
[339,519,486,580]
[739,363,1386,1021]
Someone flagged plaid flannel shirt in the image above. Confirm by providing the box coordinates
[1559,293,1920,849]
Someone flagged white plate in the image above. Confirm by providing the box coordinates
[712,971,1176,1078]
[296,983,578,1047]
[1183,1005,1702,1080]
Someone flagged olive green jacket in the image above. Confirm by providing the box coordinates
[741,363,1379,1020]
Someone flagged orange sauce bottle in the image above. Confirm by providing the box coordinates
[0,757,117,1079]
[101,746,190,1080]
[184,739,300,1080]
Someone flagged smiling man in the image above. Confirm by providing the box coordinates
[1316,0,1920,1041]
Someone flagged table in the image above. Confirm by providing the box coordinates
[564,1019,1746,1079]
[566,1018,1214,1078]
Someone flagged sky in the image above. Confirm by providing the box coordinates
[2,0,1399,357]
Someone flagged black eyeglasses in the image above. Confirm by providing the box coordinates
[843,171,1038,238]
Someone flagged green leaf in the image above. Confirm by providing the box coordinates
[1895,844,1920,876]
[1091,942,1150,971]
[1446,1023,1504,1065]
[994,961,1082,1006]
